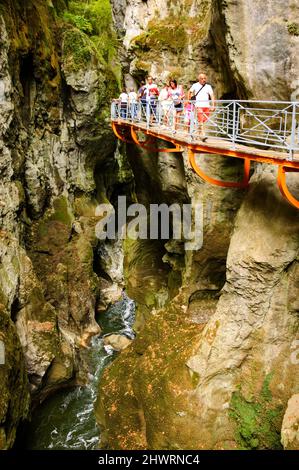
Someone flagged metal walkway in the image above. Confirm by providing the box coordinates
[111,100,299,209]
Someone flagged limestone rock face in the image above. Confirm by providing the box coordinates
[112,0,299,100]
[0,0,122,447]
[98,166,299,450]
[0,306,29,449]
[281,394,299,450]
[98,0,299,451]
[185,172,299,449]
[222,0,299,100]
[112,0,227,94]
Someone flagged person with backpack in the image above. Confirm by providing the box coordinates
[137,81,146,119]
[188,73,215,141]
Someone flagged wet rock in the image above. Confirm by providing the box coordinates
[97,281,123,314]
[103,334,133,351]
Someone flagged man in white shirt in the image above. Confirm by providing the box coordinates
[188,73,215,141]
[128,88,138,119]
[143,76,159,102]
[143,76,159,123]
[118,88,129,119]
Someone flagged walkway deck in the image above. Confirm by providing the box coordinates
[113,119,299,168]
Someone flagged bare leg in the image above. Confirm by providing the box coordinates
[198,109,207,141]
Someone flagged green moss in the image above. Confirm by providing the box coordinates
[132,21,187,53]
[229,374,283,450]
[63,11,93,34]
[52,196,73,226]
[130,1,212,56]
[63,0,112,36]
[260,371,273,402]
[287,22,299,36]
[37,196,73,240]
[63,29,93,71]
[60,0,121,87]
[97,291,204,449]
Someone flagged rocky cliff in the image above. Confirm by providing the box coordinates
[111,0,299,99]
[0,0,298,451]
[96,0,299,450]
[0,0,125,448]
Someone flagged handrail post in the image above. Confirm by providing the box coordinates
[158,101,162,128]
[137,102,141,122]
[232,100,236,149]
[189,101,194,140]
[146,101,150,130]
[288,102,297,161]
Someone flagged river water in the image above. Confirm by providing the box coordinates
[19,294,135,450]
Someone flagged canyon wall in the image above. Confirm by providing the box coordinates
[0,0,125,448]
[96,0,299,450]
[0,0,298,451]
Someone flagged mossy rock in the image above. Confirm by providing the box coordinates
[287,22,299,36]
[0,307,30,449]
[62,28,94,72]
[229,374,284,450]
[132,21,187,54]
[60,0,121,87]
[97,292,205,450]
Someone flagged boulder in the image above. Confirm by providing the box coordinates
[281,395,299,450]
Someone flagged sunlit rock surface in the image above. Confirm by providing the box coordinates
[98,0,299,450]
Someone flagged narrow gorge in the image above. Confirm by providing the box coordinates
[0,0,298,453]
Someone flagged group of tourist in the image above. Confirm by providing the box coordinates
[115,73,215,141]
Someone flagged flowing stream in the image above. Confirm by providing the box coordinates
[19,294,135,450]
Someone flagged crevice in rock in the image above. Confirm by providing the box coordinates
[211,0,249,99]
[19,53,35,124]
[10,296,21,323]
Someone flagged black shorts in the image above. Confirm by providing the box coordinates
[174,103,183,111]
